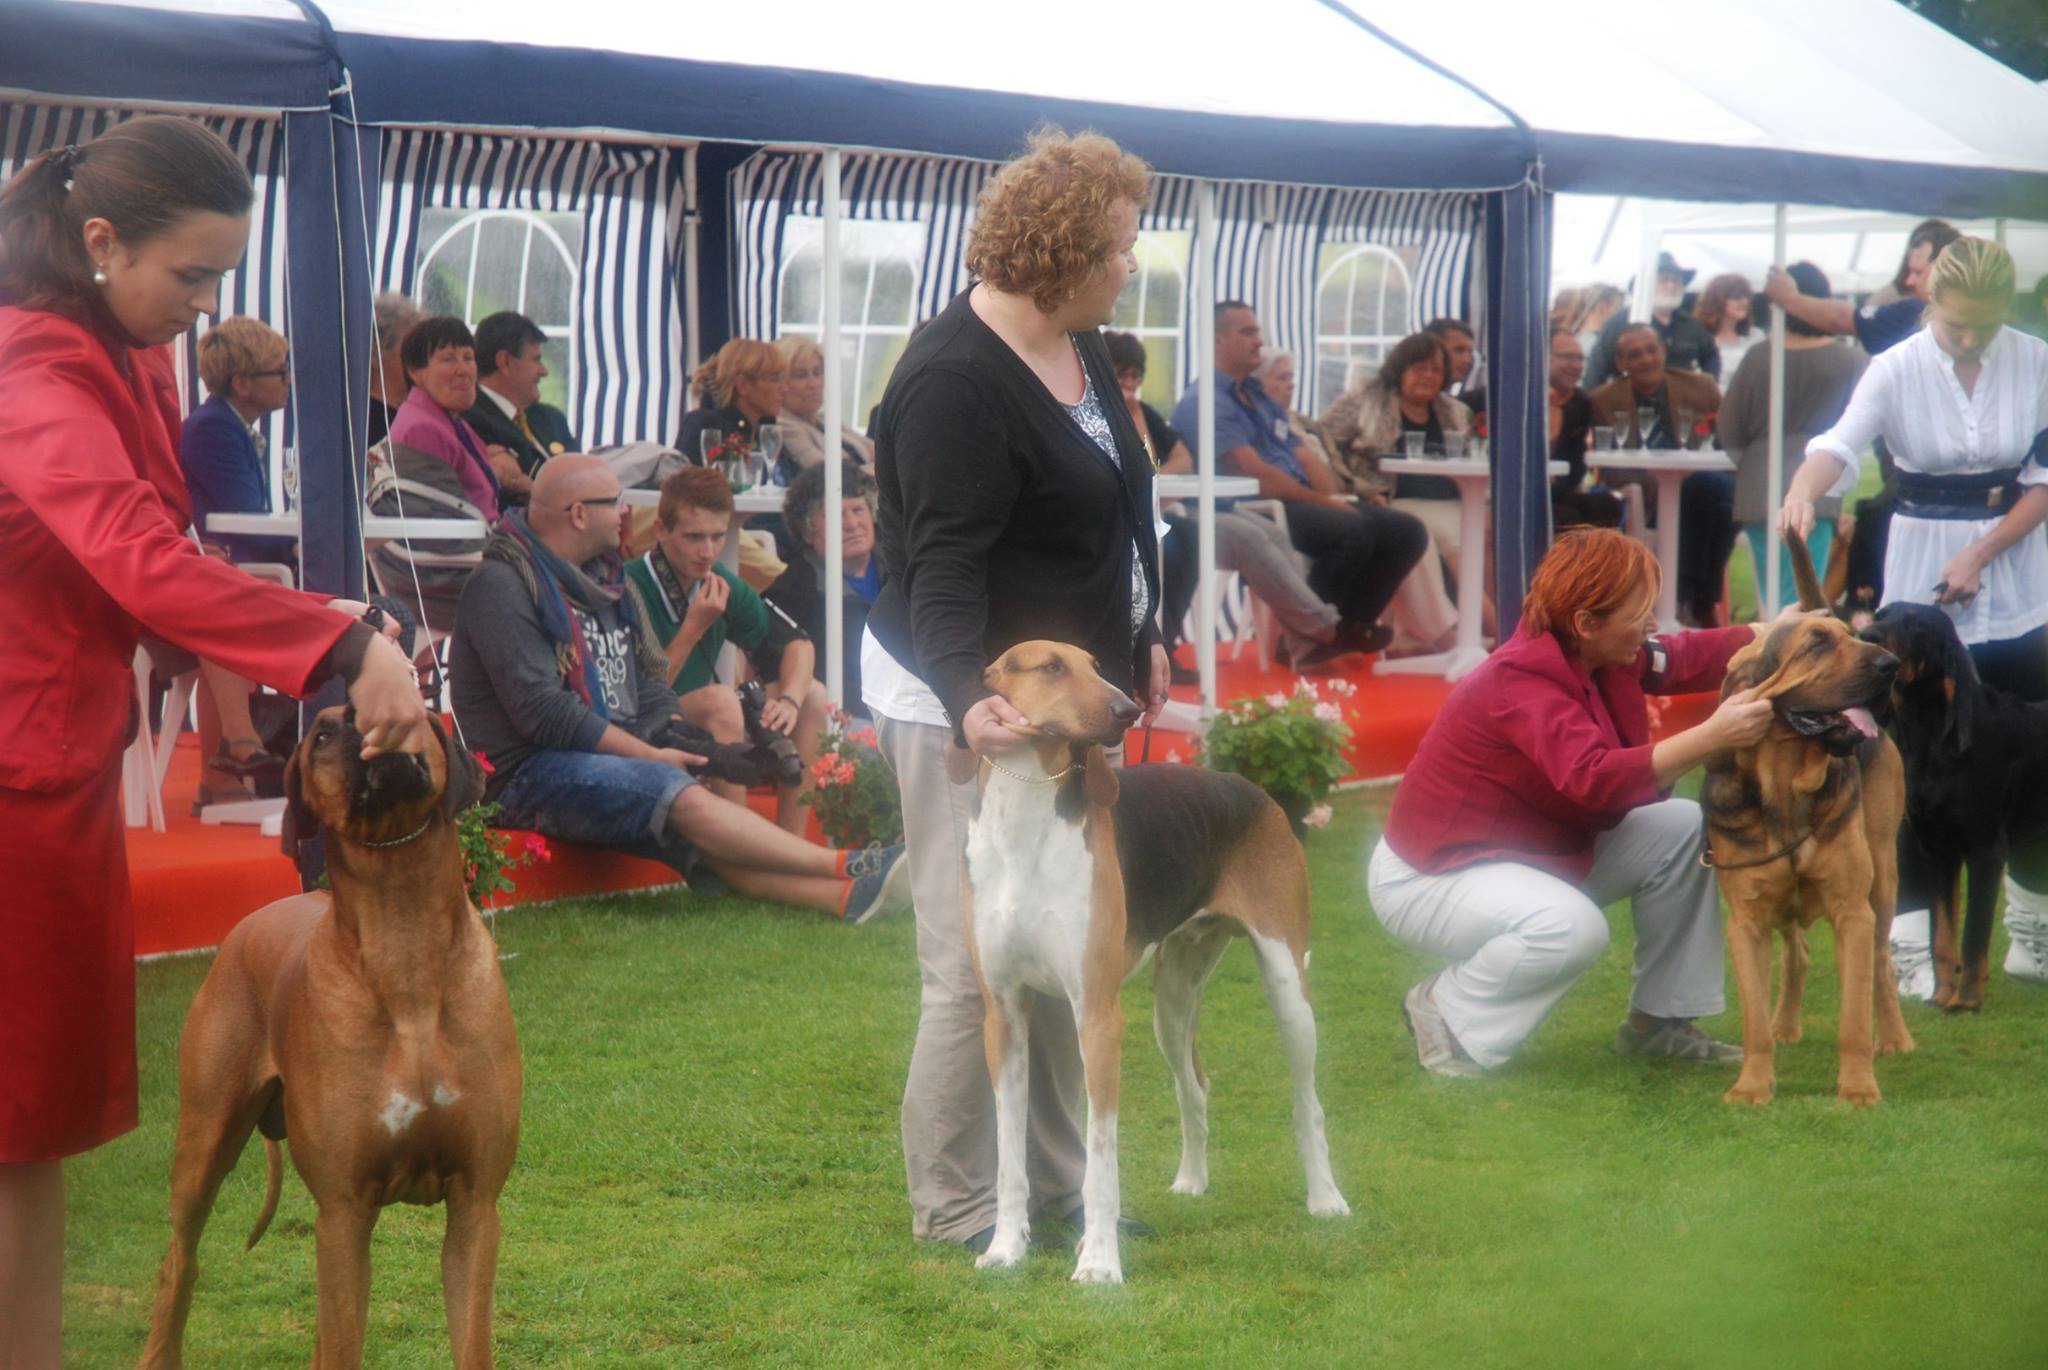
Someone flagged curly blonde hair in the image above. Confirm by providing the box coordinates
[692,338,783,408]
[964,128,1150,315]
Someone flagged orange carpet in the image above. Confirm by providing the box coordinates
[128,652,1719,957]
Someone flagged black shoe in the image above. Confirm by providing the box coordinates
[961,1224,995,1255]
[1333,620,1396,656]
[1057,1206,1155,1240]
[1289,639,1353,675]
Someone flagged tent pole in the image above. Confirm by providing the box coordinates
[1765,203,1787,616]
[1995,217,2008,248]
[1632,206,1663,324]
[1196,180,1218,719]
[683,144,701,379]
[822,148,845,710]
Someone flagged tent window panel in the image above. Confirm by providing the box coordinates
[776,217,925,431]
[1314,243,1413,404]
[1112,230,1188,412]
[415,207,583,413]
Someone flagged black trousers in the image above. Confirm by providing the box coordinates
[1283,499,1429,629]
[1676,471,1737,624]
[1159,514,1200,650]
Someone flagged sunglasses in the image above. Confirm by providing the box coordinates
[245,367,290,379]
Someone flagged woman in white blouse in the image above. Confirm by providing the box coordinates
[1779,236,2048,992]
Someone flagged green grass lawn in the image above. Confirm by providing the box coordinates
[72,790,2048,1368]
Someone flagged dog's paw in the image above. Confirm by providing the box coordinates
[1168,1172,1208,1197]
[1876,1026,1916,1056]
[1836,1076,1882,1108]
[1070,1258,1124,1285]
[1723,1076,1775,1107]
[1771,1019,1803,1044]
[975,1233,1028,1271]
[1307,1189,1351,1219]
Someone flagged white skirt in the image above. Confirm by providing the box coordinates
[1881,512,2048,645]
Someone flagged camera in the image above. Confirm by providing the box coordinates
[658,679,804,789]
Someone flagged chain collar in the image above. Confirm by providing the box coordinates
[982,754,1072,785]
[361,814,434,849]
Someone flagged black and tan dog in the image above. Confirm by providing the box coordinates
[1702,540,1912,1106]
[138,710,519,1369]
[1861,602,2048,1011]
[954,641,1347,1284]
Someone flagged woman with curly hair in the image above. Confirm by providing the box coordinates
[865,127,1167,1256]
[1694,272,1762,384]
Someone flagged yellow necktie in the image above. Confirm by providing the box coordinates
[516,410,539,449]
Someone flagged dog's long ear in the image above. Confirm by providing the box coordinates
[1941,627,1981,752]
[279,742,316,858]
[1722,622,1816,703]
[1082,742,1120,808]
[437,716,488,824]
[1783,530,1828,612]
[1721,627,1782,698]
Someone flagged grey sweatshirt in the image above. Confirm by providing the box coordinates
[450,556,678,797]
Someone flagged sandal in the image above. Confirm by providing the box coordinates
[210,739,287,778]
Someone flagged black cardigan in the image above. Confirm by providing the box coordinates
[869,289,1162,735]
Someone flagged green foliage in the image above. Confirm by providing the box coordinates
[1197,677,1353,824]
[460,797,550,909]
[800,709,903,850]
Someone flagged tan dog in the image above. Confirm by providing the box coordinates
[1701,542,1912,1106]
[955,641,1347,1284]
[138,709,518,1369]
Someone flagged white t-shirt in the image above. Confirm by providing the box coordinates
[861,625,951,729]
[1809,326,2048,645]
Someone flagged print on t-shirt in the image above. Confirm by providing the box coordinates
[572,608,635,717]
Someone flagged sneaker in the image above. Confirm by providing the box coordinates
[1400,975,1483,1077]
[842,843,911,925]
[1614,1018,1743,1063]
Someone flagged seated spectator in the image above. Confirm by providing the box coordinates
[1717,262,1867,615]
[1369,527,1780,1075]
[1695,273,1762,382]
[1764,219,1959,359]
[465,310,579,505]
[776,336,875,473]
[451,454,907,920]
[1317,331,1477,637]
[366,291,419,448]
[676,338,785,465]
[1543,330,1623,530]
[1171,301,1427,659]
[389,316,501,524]
[182,316,295,566]
[1107,333,1349,673]
[1562,282,1626,362]
[1425,317,1478,396]
[1589,324,1732,624]
[766,460,883,716]
[179,315,297,807]
[1589,252,1720,383]
[624,467,829,835]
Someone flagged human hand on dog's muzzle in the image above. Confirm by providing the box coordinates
[348,633,431,759]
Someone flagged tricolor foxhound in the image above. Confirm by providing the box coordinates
[955,641,1348,1285]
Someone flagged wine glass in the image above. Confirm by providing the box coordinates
[699,428,723,465]
[1635,406,1659,451]
[757,423,783,480]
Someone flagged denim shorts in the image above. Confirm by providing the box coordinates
[492,750,701,876]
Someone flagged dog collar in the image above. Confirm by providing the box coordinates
[982,754,1072,785]
[361,814,434,849]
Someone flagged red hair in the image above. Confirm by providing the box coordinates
[1520,528,1659,643]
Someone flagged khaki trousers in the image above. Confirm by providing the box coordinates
[876,714,1086,1242]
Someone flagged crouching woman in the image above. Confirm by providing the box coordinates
[1367,528,1782,1075]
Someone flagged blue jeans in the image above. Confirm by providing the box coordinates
[493,750,701,876]
[1742,520,1835,614]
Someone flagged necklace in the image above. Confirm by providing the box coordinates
[361,814,434,849]
[983,754,1072,784]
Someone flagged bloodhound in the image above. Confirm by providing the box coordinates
[1700,537,1913,1106]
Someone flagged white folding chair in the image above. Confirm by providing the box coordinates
[121,646,199,832]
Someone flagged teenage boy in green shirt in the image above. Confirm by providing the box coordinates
[624,466,829,833]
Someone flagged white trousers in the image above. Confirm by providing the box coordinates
[1367,798,1727,1068]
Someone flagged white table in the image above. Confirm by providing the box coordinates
[1594,450,1736,631]
[620,486,786,515]
[1375,457,1569,682]
[1156,475,1260,501]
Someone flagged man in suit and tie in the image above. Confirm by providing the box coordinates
[465,310,580,505]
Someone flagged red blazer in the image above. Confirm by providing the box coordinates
[0,307,352,794]
[1383,624,1752,882]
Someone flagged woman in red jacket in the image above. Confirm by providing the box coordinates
[0,118,426,1366]
[1369,528,1784,1076]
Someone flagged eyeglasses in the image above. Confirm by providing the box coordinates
[564,496,622,512]
[246,368,289,379]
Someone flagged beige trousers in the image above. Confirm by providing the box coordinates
[876,713,1086,1243]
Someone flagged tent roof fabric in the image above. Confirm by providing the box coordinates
[10,0,2048,214]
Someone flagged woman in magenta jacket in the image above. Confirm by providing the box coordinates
[0,118,426,1365]
[1369,528,1786,1076]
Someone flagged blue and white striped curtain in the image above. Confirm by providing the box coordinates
[727,151,1477,415]
[372,129,686,449]
[1,100,291,499]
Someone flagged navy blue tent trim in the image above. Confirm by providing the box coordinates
[2,0,333,111]
[1483,181,1553,637]
[329,35,1531,193]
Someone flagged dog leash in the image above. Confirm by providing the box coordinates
[1698,818,1816,870]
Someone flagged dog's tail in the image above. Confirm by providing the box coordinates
[1784,529,1829,612]
[245,1138,283,1251]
